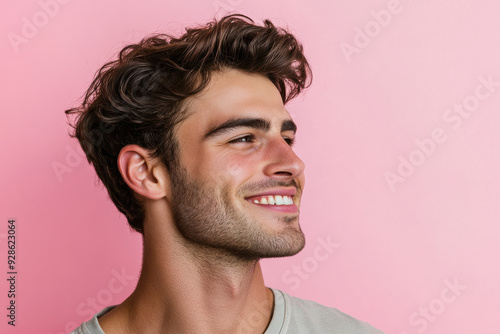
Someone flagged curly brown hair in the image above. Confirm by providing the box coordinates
[66,14,312,234]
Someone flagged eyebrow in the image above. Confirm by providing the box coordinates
[281,119,297,133]
[204,117,297,139]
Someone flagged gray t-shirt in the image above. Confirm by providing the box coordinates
[71,288,384,333]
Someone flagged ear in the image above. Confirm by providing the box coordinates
[117,145,169,200]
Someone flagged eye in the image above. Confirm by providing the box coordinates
[229,134,255,144]
[283,136,295,146]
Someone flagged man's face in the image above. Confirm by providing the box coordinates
[168,69,306,261]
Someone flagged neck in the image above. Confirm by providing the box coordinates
[99,209,275,334]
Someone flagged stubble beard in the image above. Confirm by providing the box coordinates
[169,165,306,263]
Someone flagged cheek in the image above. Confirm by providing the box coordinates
[226,161,244,176]
[215,154,259,181]
[186,145,263,184]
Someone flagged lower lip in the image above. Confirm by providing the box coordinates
[247,201,298,213]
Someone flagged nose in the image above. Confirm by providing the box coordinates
[262,137,305,180]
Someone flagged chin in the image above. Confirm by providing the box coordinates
[260,229,306,259]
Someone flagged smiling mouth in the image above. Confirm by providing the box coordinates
[247,195,295,206]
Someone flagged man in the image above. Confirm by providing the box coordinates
[68,14,383,334]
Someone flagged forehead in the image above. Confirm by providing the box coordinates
[182,69,291,128]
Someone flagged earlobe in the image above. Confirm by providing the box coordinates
[117,145,167,200]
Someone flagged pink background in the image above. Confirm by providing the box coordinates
[1,0,499,333]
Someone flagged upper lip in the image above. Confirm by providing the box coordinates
[245,188,297,199]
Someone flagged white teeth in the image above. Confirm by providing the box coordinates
[251,195,294,206]
[275,196,284,205]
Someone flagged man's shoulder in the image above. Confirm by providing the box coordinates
[274,289,384,334]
